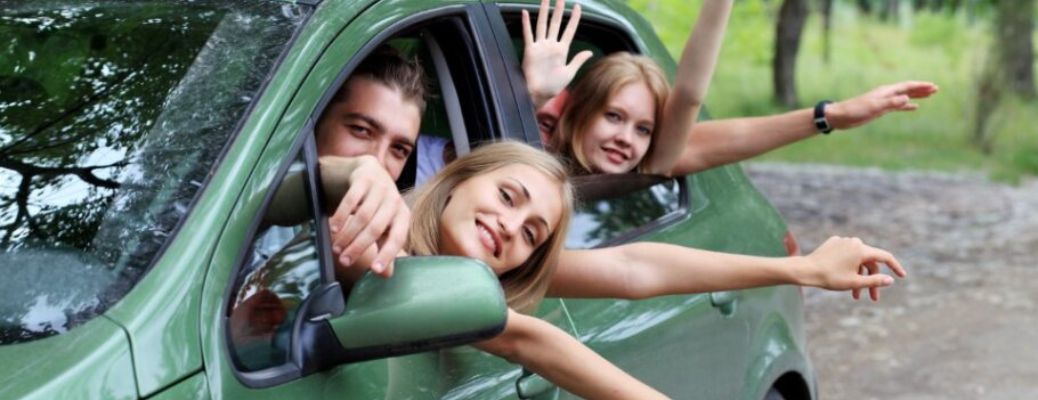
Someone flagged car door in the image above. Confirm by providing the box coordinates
[199,1,579,398]
[483,2,768,398]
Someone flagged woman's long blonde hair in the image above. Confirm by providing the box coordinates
[550,52,670,174]
[408,142,573,314]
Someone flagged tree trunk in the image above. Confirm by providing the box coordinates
[856,0,873,14]
[972,0,1036,152]
[774,0,809,108]
[994,0,1036,99]
[820,0,833,63]
[879,0,900,22]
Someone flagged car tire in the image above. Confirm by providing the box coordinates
[764,387,786,400]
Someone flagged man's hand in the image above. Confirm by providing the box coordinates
[802,236,908,301]
[522,0,592,109]
[826,80,939,130]
[321,155,409,278]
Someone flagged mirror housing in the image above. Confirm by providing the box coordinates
[322,256,507,363]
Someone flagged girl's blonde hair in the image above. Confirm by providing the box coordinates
[408,141,573,314]
[550,52,670,174]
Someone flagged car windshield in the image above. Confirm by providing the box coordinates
[0,0,308,344]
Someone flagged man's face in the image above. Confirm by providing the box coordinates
[316,77,422,180]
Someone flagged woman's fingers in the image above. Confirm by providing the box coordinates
[548,0,565,40]
[536,0,550,39]
[863,245,907,277]
[522,10,534,46]
[560,3,582,45]
[566,50,593,77]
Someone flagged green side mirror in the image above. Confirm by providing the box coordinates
[329,256,507,360]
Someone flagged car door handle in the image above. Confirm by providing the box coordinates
[709,291,739,316]
[517,369,557,399]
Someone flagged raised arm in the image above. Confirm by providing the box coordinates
[521,0,593,110]
[670,80,939,175]
[641,0,732,174]
[548,236,907,301]
[475,309,667,399]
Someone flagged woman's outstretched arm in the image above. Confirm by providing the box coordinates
[548,236,907,301]
[669,81,939,175]
[475,309,668,400]
[641,0,732,175]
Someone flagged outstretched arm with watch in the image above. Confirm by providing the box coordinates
[668,80,938,176]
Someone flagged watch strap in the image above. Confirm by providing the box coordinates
[814,100,833,134]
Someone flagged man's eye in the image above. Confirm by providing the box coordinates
[392,145,412,159]
[348,125,371,137]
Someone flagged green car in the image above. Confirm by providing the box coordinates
[0,0,815,398]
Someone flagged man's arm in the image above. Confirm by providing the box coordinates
[670,80,939,175]
[548,236,907,301]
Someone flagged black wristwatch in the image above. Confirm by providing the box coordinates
[814,100,833,134]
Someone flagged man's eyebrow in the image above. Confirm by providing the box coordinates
[508,177,551,232]
[344,112,384,133]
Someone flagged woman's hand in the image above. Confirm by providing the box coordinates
[521,0,592,109]
[826,80,939,130]
[321,155,410,278]
[802,236,908,301]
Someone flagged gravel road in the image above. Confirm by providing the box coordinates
[745,162,1038,400]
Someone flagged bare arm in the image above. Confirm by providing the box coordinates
[642,0,732,174]
[475,309,668,399]
[670,80,940,175]
[548,236,907,301]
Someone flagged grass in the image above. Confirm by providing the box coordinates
[628,0,1038,182]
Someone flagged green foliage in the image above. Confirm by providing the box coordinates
[628,0,1038,181]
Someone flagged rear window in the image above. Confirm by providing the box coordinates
[0,1,308,344]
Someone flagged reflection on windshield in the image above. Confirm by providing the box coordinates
[0,1,307,345]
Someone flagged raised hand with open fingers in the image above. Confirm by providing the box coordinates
[802,236,908,301]
[521,0,593,109]
[826,80,940,131]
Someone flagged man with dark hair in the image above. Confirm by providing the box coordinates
[314,47,429,278]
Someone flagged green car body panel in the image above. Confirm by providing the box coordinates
[0,0,815,398]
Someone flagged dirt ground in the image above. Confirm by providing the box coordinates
[745,163,1038,400]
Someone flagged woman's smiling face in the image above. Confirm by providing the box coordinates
[438,164,564,275]
[580,81,656,173]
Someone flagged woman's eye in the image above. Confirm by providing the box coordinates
[523,226,536,245]
[499,188,514,206]
[605,111,621,122]
[637,126,653,136]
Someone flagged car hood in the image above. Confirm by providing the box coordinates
[0,316,138,399]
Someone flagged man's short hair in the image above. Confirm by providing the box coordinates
[333,46,428,113]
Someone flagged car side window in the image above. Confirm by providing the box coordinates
[227,149,322,372]
[567,175,684,248]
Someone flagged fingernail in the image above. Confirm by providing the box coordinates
[340,255,351,266]
[330,224,339,232]
[882,276,894,285]
[372,262,383,273]
[332,245,342,254]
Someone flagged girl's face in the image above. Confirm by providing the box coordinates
[580,82,656,173]
[439,164,564,275]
